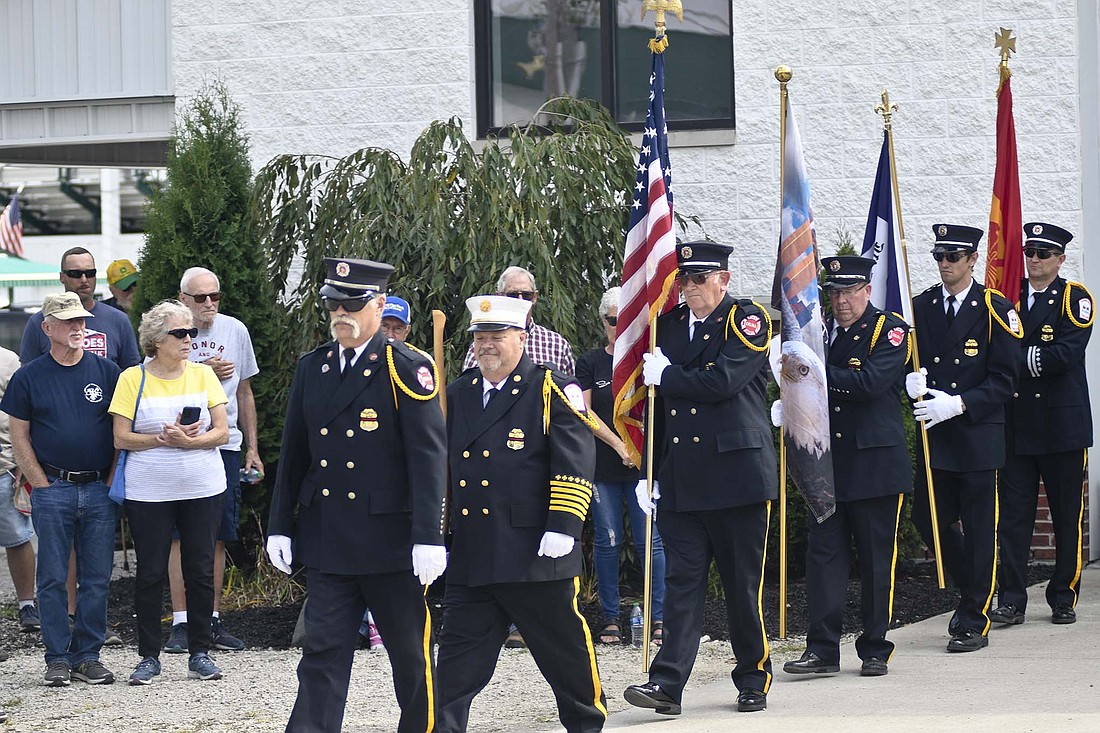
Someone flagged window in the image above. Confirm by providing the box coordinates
[474,0,734,136]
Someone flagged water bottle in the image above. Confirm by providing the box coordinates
[239,467,263,485]
[630,603,644,649]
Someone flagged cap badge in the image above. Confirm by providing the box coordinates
[829,260,841,272]
[938,225,948,236]
[681,246,693,259]
[1032,224,1043,236]
[336,261,351,277]
[480,299,492,313]
[359,407,379,432]
[507,428,526,451]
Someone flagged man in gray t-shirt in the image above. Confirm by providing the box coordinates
[164,266,262,654]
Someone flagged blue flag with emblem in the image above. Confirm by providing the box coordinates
[860,131,913,324]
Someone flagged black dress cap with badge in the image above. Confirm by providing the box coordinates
[931,223,983,253]
[1024,222,1072,252]
[677,240,734,273]
[320,257,394,300]
[821,256,873,290]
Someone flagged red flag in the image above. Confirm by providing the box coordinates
[612,50,678,466]
[986,74,1023,304]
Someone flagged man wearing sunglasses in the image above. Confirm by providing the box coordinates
[905,224,1021,653]
[625,241,776,716]
[267,257,447,733]
[992,222,1093,627]
[19,247,140,369]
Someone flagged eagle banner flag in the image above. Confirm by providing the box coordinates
[771,93,836,523]
[861,131,913,324]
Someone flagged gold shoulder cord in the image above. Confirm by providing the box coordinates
[724,303,772,353]
[868,314,886,351]
[541,369,599,434]
[986,289,1023,339]
[1064,281,1095,328]
[387,343,441,410]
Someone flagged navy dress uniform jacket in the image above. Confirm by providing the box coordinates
[827,307,913,500]
[445,354,596,586]
[1008,276,1094,455]
[269,333,447,574]
[911,281,1022,471]
[651,296,779,511]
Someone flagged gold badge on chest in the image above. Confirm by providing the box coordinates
[847,357,862,369]
[1041,324,1054,342]
[507,428,525,451]
[964,338,979,357]
[360,408,379,432]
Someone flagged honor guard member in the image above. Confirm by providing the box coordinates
[780,256,912,678]
[266,258,447,733]
[625,241,777,715]
[436,295,605,733]
[905,224,1021,652]
[991,223,1093,626]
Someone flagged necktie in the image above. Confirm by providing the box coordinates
[833,326,846,345]
[1029,290,1042,310]
[342,348,356,380]
[945,295,957,327]
[484,387,499,409]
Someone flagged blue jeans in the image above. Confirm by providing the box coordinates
[30,479,118,666]
[592,480,665,622]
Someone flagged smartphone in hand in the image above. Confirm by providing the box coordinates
[180,406,201,425]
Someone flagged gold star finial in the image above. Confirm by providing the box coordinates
[994,28,1016,62]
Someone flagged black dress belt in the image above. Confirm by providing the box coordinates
[43,464,106,484]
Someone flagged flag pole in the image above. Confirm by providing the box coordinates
[876,89,946,590]
[775,64,792,639]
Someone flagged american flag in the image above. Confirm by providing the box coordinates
[612,49,679,466]
[0,194,24,257]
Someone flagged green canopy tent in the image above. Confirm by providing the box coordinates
[0,253,59,307]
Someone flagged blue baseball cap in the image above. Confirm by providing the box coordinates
[382,295,411,324]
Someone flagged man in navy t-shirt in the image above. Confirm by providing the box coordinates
[2,292,121,688]
[19,246,140,368]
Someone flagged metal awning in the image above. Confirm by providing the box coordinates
[0,253,58,287]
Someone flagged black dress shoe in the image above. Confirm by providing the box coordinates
[947,612,961,636]
[1051,604,1077,624]
[989,604,1025,625]
[624,682,681,716]
[737,688,767,712]
[782,651,840,675]
[860,657,888,677]
[946,629,989,652]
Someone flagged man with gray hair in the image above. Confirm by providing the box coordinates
[162,266,262,654]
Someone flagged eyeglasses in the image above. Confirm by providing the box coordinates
[828,283,869,300]
[604,316,618,327]
[62,269,97,279]
[183,291,223,303]
[322,295,374,312]
[167,328,199,340]
[933,252,968,263]
[676,272,713,286]
[1023,248,1056,260]
[503,291,537,301]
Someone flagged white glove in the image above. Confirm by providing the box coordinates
[411,544,447,586]
[905,367,928,399]
[642,347,671,386]
[266,534,293,575]
[770,399,783,427]
[635,479,661,517]
[537,531,575,559]
[912,388,965,428]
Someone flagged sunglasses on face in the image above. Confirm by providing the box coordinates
[167,328,199,340]
[183,291,223,304]
[604,316,618,327]
[63,269,97,279]
[322,295,374,312]
[676,272,714,286]
[933,252,968,263]
[1024,248,1056,260]
[503,291,537,301]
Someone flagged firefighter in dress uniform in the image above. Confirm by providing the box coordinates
[905,224,1021,653]
[991,222,1093,626]
[780,256,912,678]
[435,295,606,733]
[624,241,777,716]
[266,257,448,733]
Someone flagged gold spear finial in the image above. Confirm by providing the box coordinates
[642,0,683,52]
[875,87,898,130]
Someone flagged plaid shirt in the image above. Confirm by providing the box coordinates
[463,321,575,376]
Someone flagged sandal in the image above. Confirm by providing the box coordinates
[651,621,664,646]
[597,623,622,645]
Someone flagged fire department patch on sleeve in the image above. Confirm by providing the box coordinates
[1080,298,1092,322]
[563,383,587,413]
[417,365,435,391]
[887,326,904,347]
[1008,309,1021,334]
[740,315,762,337]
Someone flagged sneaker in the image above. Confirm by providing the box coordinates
[367,622,384,651]
[504,628,527,649]
[187,652,222,681]
[211,618,245,651]
[129,656,161,686]
[43,661,71,687]
[19,605,40,632]
[163,622,189,654]
[72,659,115,685]
[103,626,123,647]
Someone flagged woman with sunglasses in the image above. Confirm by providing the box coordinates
[575,286,665,646]
[108,299,229,685]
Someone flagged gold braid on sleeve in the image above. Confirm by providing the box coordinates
[724,303,772,353]
[387,344,441,410]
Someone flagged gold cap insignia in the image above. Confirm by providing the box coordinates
[938,225,948,237]
[480,299,492,312]
[681,246,693,259]
[829,260,841,272]
[1032,224,1043,235]
[336,261,350,277]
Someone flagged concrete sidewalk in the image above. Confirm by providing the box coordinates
[608,563,1100,733]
